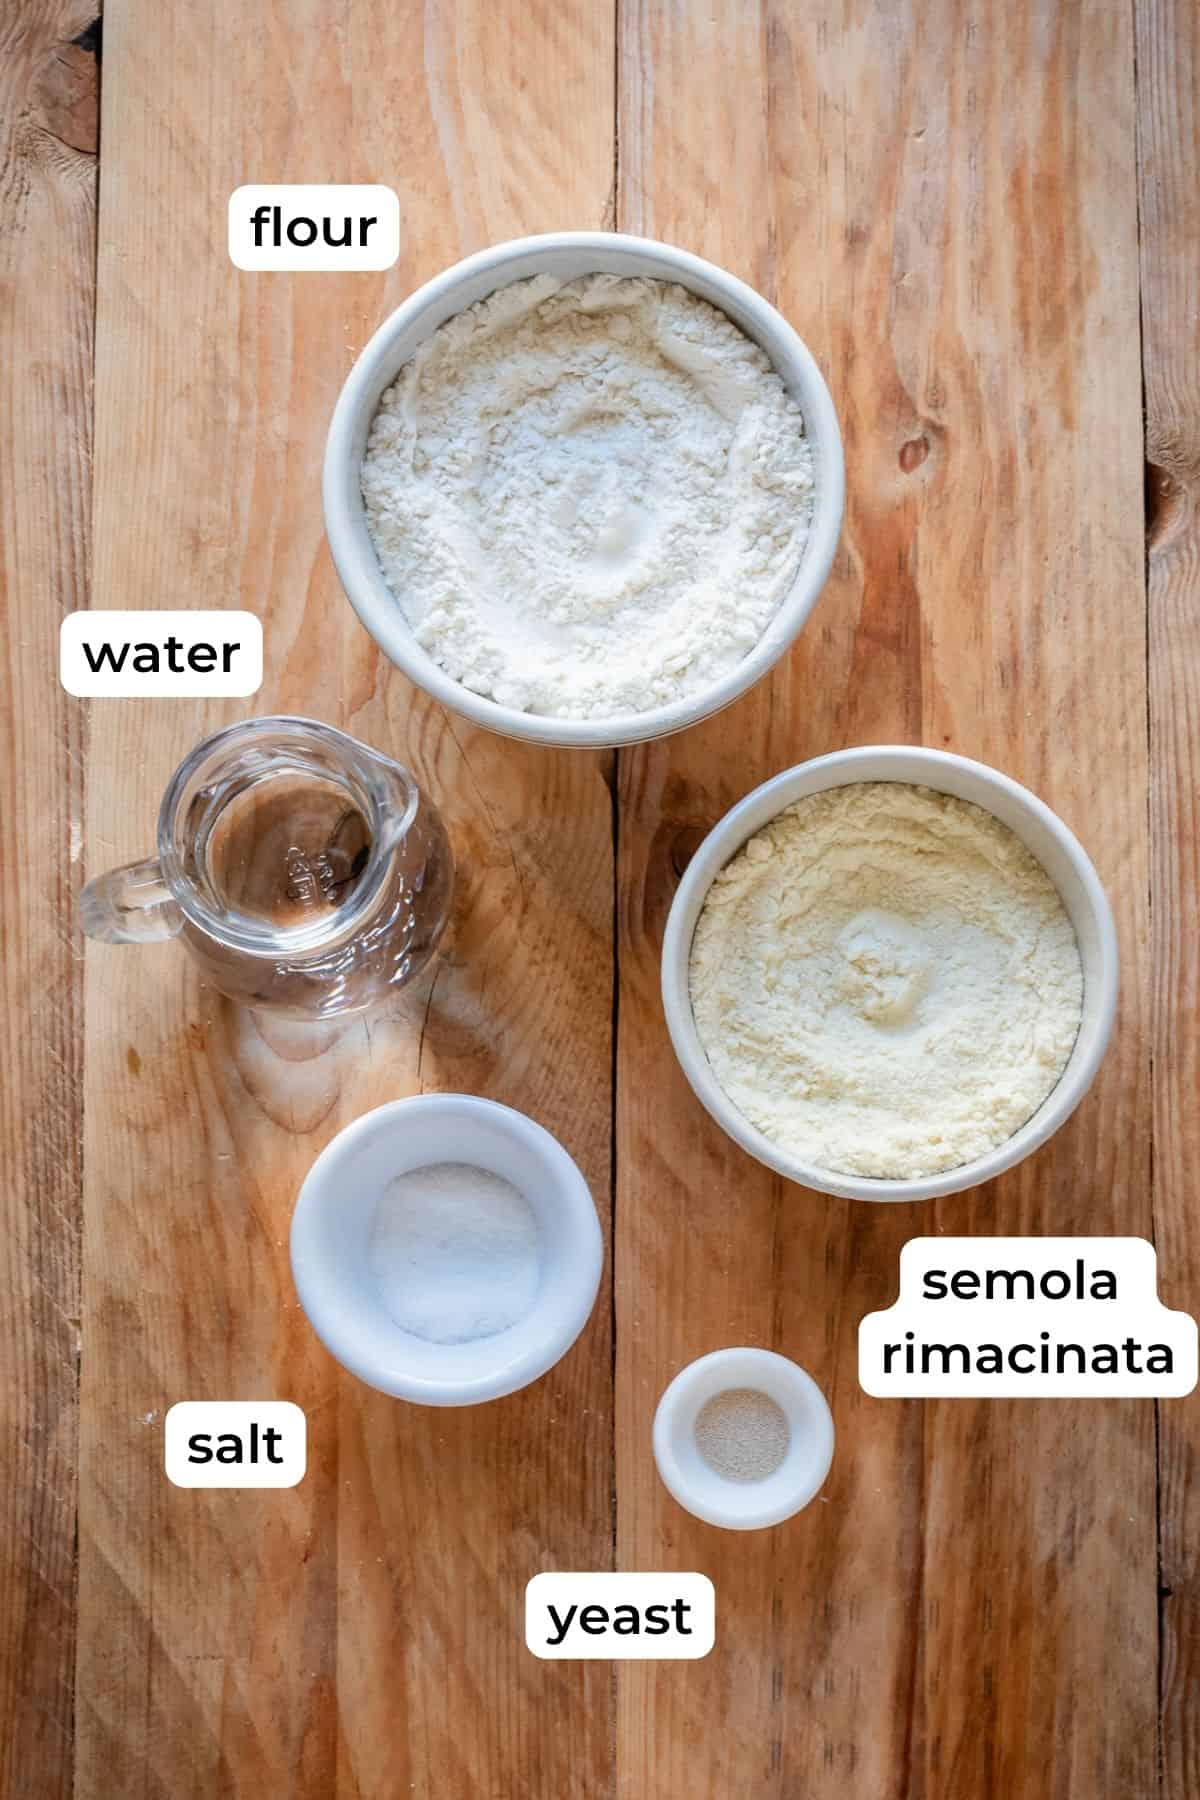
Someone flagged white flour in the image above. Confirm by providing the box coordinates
[689,783,1084,1179]
[361,274,814,719]
[368,1162,541,1344]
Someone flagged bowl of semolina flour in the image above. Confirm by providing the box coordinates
[662,746,1118,1203]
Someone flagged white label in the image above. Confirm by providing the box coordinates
[859,1238,1198,1398]
[525,1573,715,1660]
[165,1402,306,1488]
[60,610,263,697]
[229,184,400,270]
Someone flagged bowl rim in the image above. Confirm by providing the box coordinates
[660,745,1120,1203]
[289,1093,603,1403]
[322,229,845,749]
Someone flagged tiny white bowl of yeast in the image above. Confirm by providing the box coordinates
[323,231,844,749]
[290,1095,603,1403]
[653,1347,835,1530]
[661,746,1119,1203]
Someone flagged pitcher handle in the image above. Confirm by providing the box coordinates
[80,856,183,944]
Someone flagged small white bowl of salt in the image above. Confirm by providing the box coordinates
[291,1095,603,1404]
[653,1348,835,1529]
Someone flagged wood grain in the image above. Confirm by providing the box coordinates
[0,3,95,1792]
[78,3,615,1795]
[616,2,1153,1796]
[6,0,1197,1792]
[1136,0,1200,1792]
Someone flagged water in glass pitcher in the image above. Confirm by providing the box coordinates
[202,771,374,929]
[166,721,453,1016]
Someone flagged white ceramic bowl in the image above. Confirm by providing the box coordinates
[653,1348,835,1530]
[290,1095,603,1404]
[323,231,844,749]
[662,746,1119,1203]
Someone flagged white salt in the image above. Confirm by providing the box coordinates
[368,1161,541,1344]
[694,1387,790,1483]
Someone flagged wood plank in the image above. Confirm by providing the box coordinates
[615,3,1153,1796]
[78,4,615,1794]
[1136,0,1200,1792]
[0,3,96,1792]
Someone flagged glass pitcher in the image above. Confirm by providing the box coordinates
[81,716,454,1018]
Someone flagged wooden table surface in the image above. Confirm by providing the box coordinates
[3,1,1198,1795]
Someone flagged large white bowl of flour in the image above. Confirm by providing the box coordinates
[662,747,1119,1203]
[324,233,844,748]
